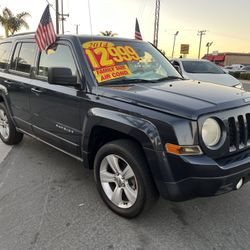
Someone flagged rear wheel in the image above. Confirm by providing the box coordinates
[0,103,23,145]
[94,139,158,218]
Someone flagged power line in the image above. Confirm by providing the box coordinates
[137,0,148,19]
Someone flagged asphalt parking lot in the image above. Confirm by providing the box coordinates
[242,81,250,91]
[1,135,250,250]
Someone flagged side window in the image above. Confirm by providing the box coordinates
[0,43,12,70]
[10,42,36,73]
[38,44,77,78]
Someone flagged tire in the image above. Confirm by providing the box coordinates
[0,103,23,145]
[94,139,159,218]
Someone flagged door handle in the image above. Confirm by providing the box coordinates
[3,80,12,86]
[4,80,12,84]
[31,87,44,94]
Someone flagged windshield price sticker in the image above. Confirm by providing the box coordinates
[83,41,140,68]
[93,65,132,83]
[83,41,140,83]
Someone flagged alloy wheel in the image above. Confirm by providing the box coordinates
[99,154,138,208]
[0,109,10,140]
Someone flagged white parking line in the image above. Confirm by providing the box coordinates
[0,141,12,164]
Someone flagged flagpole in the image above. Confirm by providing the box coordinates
[88,0,93,36]
[55,0,59,34]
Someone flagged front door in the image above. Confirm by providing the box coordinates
[30,43,84,157]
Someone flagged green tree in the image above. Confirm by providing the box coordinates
[0,7,30,37]
[100,31,118,37]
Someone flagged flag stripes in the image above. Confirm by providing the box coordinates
[135,18,143,40]
[35,5,56,51]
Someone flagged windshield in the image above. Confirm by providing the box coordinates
[80,39,182,85]
[182,60,225,74]
[242,66,250,71]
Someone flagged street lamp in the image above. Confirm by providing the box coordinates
[206,41,213,55]
[171,31,179,58]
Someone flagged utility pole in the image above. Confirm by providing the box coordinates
[206,41,213,55]
[55,0,59,34]
[171,31,179,58]
[153,0,160,47]
[58,0,69,34]
[197,30,206,59]
[75,24,80,34]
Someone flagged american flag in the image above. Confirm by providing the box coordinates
[135,18,143,40]
[35,5,56,51]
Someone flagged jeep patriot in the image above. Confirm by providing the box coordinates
[1,34,250,217]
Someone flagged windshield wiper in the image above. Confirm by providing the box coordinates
[151,76,183,82]
[103,78,153,85]
[102,76,183,86]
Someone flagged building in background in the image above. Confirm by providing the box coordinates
[203,52,250,66]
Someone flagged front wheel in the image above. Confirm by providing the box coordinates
[94,139,158,218]
[0,103,23,145]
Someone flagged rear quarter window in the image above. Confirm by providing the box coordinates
[0,42,12,70]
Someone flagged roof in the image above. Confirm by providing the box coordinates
[3,33,143,44]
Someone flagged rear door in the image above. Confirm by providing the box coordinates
[0,42,12,95]
[30,42,84,157]
[1,41,36,133]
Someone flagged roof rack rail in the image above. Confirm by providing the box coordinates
[10,32,35,37]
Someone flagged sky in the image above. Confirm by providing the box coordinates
[1,0,250,58]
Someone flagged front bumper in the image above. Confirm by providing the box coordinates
[157,167,250,201]
[146,148,250,201]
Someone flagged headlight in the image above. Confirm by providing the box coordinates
[234,83,243,89]
[202,118,221,147]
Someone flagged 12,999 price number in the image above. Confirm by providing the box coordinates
[85,46,141,69]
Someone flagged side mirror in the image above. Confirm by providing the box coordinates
[48,67,77,85]
[174,65,181,74]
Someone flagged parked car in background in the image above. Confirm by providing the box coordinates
[231,64,245,71]
[223,64,246,74]
[241,66,250,73]
[223,65,235,73]
[172,59,242,89]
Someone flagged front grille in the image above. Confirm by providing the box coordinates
[228,114,250,152]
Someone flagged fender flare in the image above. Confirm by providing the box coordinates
[82,108,163,152]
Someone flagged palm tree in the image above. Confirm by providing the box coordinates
[100,31,118,37]
[0,8,30,37]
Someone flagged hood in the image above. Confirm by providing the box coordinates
[183,72,240,87]
[95,79,250,120]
